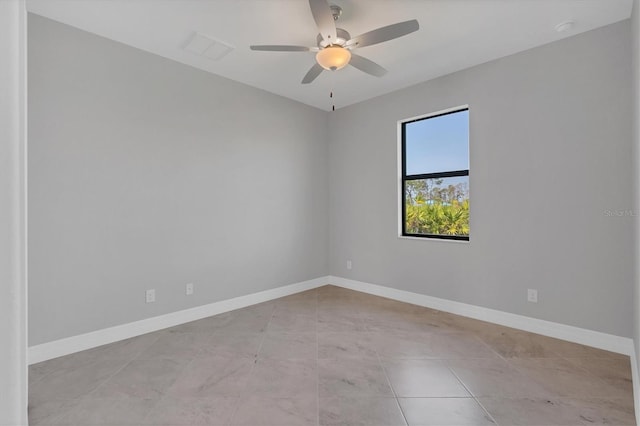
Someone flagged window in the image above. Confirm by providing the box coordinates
[400,107,469,240]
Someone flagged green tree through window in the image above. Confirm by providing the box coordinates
[401,108,469,240]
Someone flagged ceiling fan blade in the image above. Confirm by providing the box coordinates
[349,54,387,77]
[250,45,312,52]
[308,0,337,44]
[301,63,324,84]
[346,19,419,49]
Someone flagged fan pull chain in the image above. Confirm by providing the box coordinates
[330,70,337,111]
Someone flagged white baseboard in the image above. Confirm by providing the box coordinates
[28,276,329,364]
[30,274,635,364]
[329,276,635,356]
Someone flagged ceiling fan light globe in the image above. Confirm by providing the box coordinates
[316,46,351,71]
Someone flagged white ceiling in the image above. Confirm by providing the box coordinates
[27,0,632,111]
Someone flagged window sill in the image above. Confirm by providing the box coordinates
[397,235,470,244]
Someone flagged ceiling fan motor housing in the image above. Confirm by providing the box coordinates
[317,28,351,48]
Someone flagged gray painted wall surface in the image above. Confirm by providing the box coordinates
[29,14,634,345]
[28,15,329,345]
[328,21,633,337]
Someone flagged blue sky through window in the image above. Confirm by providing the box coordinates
[405,110,469,175]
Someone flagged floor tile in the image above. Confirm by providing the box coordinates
[274,295,317,314]
[383,359,470,397]
[319,358,393,397]
[478,397,585,425]
[230,395,317,426]
[477,329,560,358]
[571,397,637,425]
[29,365,52,389]
[318,332,378,359]
[358,297,422,315]
[509,357,629,399]
[246,358,317,397]
[478,397,636,426]
[80,332,163,361]
[240,300,278,314]
[30,359,127,403]
[146,330,261,361]
[424,311,503,335]
[317,300,361,314]
[427,331,498,359]
[542,338,628,359]
[220,310,272,333]
[29,332,161,381]
[56,397,156,425]
[135,332,211,360]
[398,397,495,425]
[259,332,316,359]
[369,332,436,359]
[362,314,435,334]
[199,332,263,359]
[319,396,406,426]
[167,356,254,397]
[318,311,366,332]
[447,358,547,398]
[143,396,238,425]
[28,399,78,426]
[273,304,318,318]
[92,358,189,399]
[564,357,633,395]
[268,311,317,332]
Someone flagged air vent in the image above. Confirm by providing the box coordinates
[183,32,234,61]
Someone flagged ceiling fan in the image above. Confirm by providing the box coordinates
[250,0,419,84]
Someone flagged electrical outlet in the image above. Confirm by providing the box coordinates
[346,260,352,270]
[186,283,194,296]
[145,289,156,303]
[527,289,538,303]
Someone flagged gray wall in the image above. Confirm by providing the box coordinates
[29,13,634,345]
[328,21,633,337]
[28,14,329,345]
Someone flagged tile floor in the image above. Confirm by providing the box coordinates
[29,285,636,425]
